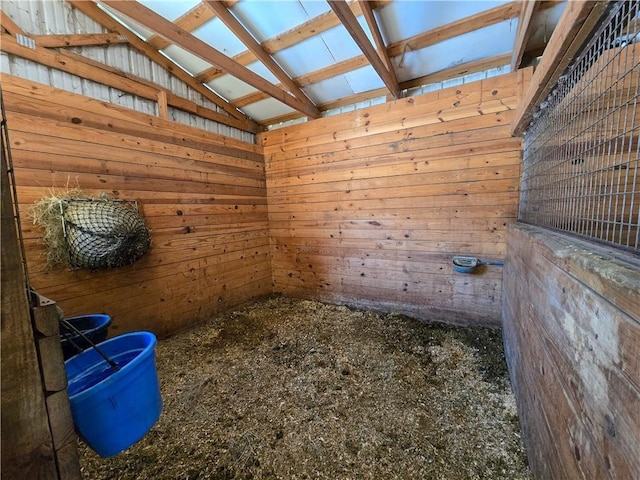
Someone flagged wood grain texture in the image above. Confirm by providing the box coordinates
[5,77,271,339]
[1,141,58,478]
[261,70,530,326]
[502,223,640,479]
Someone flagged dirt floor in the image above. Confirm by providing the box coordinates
[79,296,532,480]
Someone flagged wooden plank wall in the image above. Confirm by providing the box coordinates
[502,223,640,479]
[3,74,271,338]
[259,69,531,326]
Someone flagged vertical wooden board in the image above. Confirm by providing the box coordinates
[38,336,68,393]
[1,147,57,478]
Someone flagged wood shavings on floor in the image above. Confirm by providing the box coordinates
[79,296,532,479]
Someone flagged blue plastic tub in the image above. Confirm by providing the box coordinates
[65,331,162,457]
[60,314,112,360]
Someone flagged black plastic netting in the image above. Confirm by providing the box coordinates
[61,199,151,269]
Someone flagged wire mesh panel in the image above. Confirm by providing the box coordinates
[520,1,640,252]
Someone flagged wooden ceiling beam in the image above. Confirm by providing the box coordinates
[100,0,320,119]
[358,0,393,73]
[0,9,26,35]
[512,1,610,135]
[511,0,539,71]
[328,0,399,99]
[67,0,256,129]
[203,0,317,113]
[386,2,521,58]
[0,33,256,132]
[33,33,128,48]
[195,1,392,85]
[147,2,216,51]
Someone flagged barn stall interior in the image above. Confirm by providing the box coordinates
[1,0,638,479]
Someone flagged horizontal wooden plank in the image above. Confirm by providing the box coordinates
[25,230,270,280]
[504,223,640,478]
[260,71,520,150]
[2,77,262,158]
[264,114,518,164]
[10,142,264,190]
[12,168,266,199]
[266,127,522,172]
[272,236,507,257]
[16,186,268,206]
[7,112,264,176]
[267,191,520,214]
[264,99,517,153]
[269,204,516,222]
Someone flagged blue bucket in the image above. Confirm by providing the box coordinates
[65,332,162,457]
[60,314,112,360]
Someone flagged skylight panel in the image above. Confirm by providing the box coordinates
[161,45,214,76]
[191,18,248,58]
[380,0,512,44]
[207,74,259,101]
[231,1,310,42]
[241,97,295,121]
[137,0,200,22]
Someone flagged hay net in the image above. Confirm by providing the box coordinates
[34,193,151,270]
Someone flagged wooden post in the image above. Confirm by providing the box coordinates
[157,90,168,120]
[1,110,81,478]
[1,137,57,478]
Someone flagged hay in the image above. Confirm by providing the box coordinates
[31,188,91,268]
[31,190,150,270]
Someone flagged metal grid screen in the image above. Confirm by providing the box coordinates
[520,1,640,252]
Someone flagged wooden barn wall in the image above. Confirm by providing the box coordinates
[3,74,271,339]
[502,223,640,479]
[260,69,530,326]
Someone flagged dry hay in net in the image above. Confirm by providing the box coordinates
[32,190,150,270]
[31,188,91,268]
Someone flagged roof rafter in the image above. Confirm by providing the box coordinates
[511,0,539,70]
[358,0,393,73]
[67,0,257,130]
[0,9,26,35]
[147,2,217,51]
[100,0,320,119]
[328,0,400,99]
[203,0,317,113]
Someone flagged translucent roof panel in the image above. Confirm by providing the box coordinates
[241,97,296,122]
[320,17,375,63]
[207,74,259,101]
[99,3,157,40]
[231,1,312,42]
[273,36,337,77]
[394,19,516,83]
[302,75,355,105]
[344,65,385,94]
[191,17,248,58]
[379,0,512,44]
[246,61,279,85]
[161,44,214,76]
[137,0,200,21]
[299,0,331,18]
